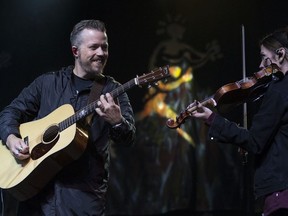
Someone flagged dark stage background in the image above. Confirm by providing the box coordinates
[1,0,288,215]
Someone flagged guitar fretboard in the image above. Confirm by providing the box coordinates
[58,78,137,131]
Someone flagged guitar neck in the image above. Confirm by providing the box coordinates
[56,65,170,132]
[59,78,137,131]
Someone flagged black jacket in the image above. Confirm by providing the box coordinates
[0,66,136,215]
[208,73,288,199]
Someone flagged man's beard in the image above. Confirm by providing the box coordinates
[79,58,106,77]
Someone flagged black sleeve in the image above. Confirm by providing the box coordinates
[208,86,287,154]
[0,76,43,143]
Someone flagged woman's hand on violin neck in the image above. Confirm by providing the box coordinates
[190,101,213,121]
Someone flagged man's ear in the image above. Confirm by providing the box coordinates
[72,46,79,58]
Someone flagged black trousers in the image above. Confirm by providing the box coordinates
[268,209,288,216]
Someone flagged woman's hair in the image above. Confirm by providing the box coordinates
[260,27,288,52]
[70,20,106,47]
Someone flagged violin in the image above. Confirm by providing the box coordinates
[166,63,282,129]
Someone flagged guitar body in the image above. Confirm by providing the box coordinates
[0,65,170,201]
[0,104,88,201]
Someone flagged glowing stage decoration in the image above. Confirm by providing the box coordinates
[136,66,195,145]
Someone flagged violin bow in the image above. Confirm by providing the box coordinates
[240,24,248,164]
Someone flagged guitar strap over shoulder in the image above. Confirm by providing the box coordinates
[85,76,105,126]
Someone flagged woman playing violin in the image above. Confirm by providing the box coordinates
[190,27,288,216]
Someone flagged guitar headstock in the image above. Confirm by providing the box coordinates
[136,65,170,87]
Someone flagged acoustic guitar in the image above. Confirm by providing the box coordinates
[0,65,170,201]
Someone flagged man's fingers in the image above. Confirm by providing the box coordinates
[105,93,115,104]
[12,149,30,160]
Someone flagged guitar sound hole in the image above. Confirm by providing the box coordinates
[43,125,60,144]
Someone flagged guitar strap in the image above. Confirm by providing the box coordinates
[85,76,105,126]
